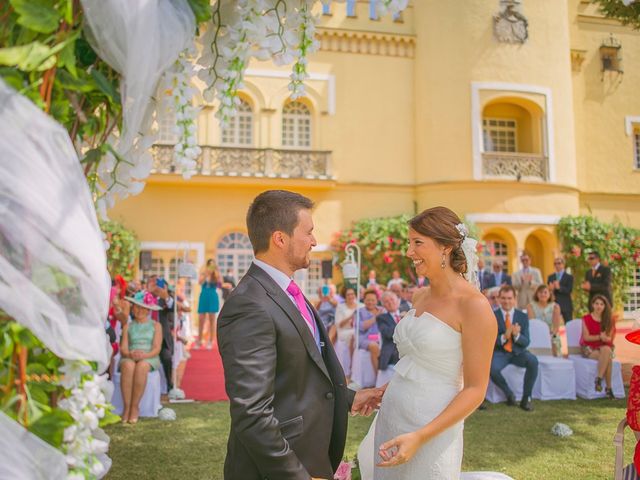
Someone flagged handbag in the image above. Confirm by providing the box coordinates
[614,419,640,480]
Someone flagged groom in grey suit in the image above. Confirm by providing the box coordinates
[218,190,381,480]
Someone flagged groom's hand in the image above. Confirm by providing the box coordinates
[351,387,384,416]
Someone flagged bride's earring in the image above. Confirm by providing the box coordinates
[441,251,446,269]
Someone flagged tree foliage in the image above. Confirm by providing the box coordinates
[593,0,640,29]
[100,220,139,281]
[557,215,640,315]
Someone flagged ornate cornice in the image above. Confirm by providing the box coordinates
[316,28,415,58]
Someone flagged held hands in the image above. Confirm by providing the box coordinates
[377,431,423,467]
[351,387,384,416]
[130,350,145,361]
[581,281,591,291]
[512,323,521,337]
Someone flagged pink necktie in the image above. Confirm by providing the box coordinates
[394,313,401,324]
[286,280,316,334]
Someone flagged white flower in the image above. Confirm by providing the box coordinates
[59,361,92,389]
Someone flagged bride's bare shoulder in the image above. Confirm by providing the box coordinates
[460,289,496,328]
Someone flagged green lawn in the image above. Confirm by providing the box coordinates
[105,398,630,479]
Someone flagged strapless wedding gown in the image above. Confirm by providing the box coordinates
[372,309,464,479]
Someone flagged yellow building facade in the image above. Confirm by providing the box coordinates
[109,0,640,313]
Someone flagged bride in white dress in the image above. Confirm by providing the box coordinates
[364,207,500,480]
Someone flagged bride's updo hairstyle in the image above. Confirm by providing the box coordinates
[408,206,468,275]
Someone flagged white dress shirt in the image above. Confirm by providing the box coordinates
[253,259,316,336]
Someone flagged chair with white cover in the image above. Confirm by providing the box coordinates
[565,319,625,399]
[334,339,352,376]
[111,358,162,417]
[528,319,576,400]
[485,364,525,403]
[351,349,377,388]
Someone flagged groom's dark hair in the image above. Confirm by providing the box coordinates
[247,190,314,254]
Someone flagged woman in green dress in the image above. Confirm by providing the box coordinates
[120,290,162,423]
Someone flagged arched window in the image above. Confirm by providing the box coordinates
[221,98,253,146]
[216,232,254,282]
[282,101,311,148]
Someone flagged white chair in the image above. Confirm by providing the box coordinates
[528,319,576,400]
[334,339,352,376]
[485,364,525,403]
[111,365,163,418]
[565,319,625,399]
[351,349,377,388]
[375,366,395,388]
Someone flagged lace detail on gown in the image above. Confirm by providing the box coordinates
[371,309,464,480]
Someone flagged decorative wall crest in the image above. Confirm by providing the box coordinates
[493,0,529,44]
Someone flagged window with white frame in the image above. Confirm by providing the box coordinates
[483,118,517,153]
[625,267,640,316]
[221,98,253,146]
[282,101,311,148]
[634,128,640,169]
[293,258,324,298]
[141,256,165,279]
[216,232,254,283]
[346,0,356,17]
[157,97,178,145]
[169,257,194,298]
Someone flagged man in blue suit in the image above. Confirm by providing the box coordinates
[490,285,538,411]
[376,291,402,374]
[484,260,512,289]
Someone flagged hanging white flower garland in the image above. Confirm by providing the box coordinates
[58,360,116,479]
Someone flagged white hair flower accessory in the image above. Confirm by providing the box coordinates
[455,223,479,289]
[456,223,468,240]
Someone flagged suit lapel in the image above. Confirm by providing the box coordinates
[248,265,331,382]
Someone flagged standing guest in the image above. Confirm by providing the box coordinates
[148,275,175,393]
[315,284,339,343]
[416,275,429,288]
[366,269,378,288]
[478,258,489,291]
[548,257,574,324]
[335,287,363,381]
[527,284,563,356]
[487,260,512,288]
[386,270,404,289]
[580,294,616,398]
[484,286,500,310]
[358,289,384,372]
[403,283,417,307]
[120,291,162,424]
[582,251,613,306]
[512,252,543,310]
[169,296,191,400]
[108,275,130,356]
[490,285,538,411]
[197,259,221,349]
[376,291,402,375]
[221,269,236,302]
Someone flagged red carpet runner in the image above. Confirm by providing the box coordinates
[181,345,228,401]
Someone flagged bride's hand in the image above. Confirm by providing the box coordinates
[377,431,423,467]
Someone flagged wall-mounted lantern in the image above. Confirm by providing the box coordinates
[600,34,623,80]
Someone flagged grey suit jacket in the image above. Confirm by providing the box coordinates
[217,263,355,480]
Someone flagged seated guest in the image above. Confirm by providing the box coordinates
[478,258,491,290]
[403,283,417,308]
[335,287,363,381]
[120,291,162,423]
[358,289,384,372]
[388,282,411,313]
[376,291,402,375]
[490,285,538,411]
[580,294,616,398]
[315,284,338,343]
[548,257,574,324]
[527,284,563,356]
